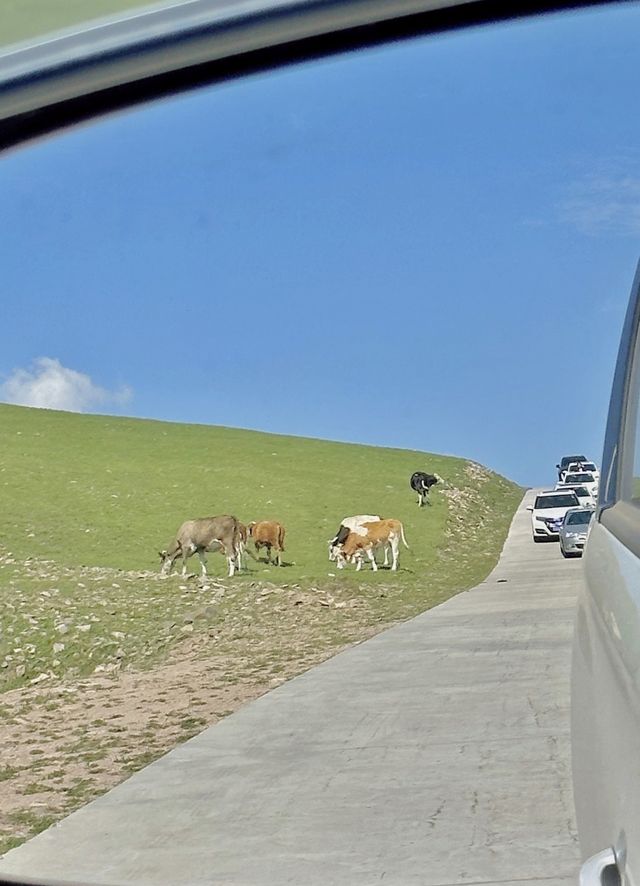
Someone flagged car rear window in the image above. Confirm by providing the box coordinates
[536,494,579,508]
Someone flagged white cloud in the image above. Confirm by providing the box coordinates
[558,170,640,236]
[1,357,132,413]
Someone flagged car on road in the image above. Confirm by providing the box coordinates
[567,460,600,483]
[556,454,588,480]
[527,489,581,541]
[558,507,593,557]
[559,470,598,498]
[554,483,595,508]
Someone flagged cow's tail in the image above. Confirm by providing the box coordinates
[278,525,286,551]
[399,522,410,549]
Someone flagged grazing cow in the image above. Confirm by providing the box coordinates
[248,521,286,566]
[336,518,409,572]
[159,515,241,578]
[328,515,389,567]
[410,471,440,507]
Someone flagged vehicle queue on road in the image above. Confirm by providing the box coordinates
[527,455,598,557]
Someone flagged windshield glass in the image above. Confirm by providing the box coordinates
[565,473,594,483]
[536,494,579,509]
[565,510,594,526]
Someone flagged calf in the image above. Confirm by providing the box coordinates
[336,518,409,572]
[159,515,241,578]
[410,471,439,507]
[248,521,286,566]
[328,515,389,567]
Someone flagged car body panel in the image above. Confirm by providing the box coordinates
[573,519,640,882]
[572,259,640,883]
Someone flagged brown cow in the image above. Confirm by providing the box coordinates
[336,518,409,572]
[248,521,286,566]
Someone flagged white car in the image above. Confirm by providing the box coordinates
[560,470,598,498]
[566,460,600,484]
[554,483,596,509]
[527,489,581,541]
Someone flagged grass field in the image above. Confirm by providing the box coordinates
[0,402,522,852]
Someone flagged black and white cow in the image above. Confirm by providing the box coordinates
[410,472,439,507]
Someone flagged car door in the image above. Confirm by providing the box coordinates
[573,259,640,886]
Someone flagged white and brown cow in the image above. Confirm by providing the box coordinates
[328,515,390,566]
[159,515,241,578]
[335,519,409,572]
[248,521,286,566]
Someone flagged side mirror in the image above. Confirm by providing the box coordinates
[555,464,560,469]
[526,505,534,512]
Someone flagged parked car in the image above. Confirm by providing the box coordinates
[559,470,598,498]
[556,454,588,480]
[527,489,581,541]
[558,507,594,557]
[554,483,596,508]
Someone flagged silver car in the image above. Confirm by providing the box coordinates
[572,260,640,884]
[558,506,593,557]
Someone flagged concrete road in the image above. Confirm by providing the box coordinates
[0,491,583,886]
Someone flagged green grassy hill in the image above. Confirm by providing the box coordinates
[0,403,522,691]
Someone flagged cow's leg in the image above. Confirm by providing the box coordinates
[366,548,378,571]
[417,491,422,507]
[383,545,390,568]
[391,538,399,571]
[227,554,235,577]
[197,549,208,576]
[276,548,282,567]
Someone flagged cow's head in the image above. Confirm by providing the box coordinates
[328,541,342,562]
[158,550,171,575]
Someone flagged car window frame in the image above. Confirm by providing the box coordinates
[599,259,640,554]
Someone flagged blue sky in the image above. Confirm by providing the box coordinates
[2,3,640,486]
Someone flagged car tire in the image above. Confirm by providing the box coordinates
[560,543,568,558]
